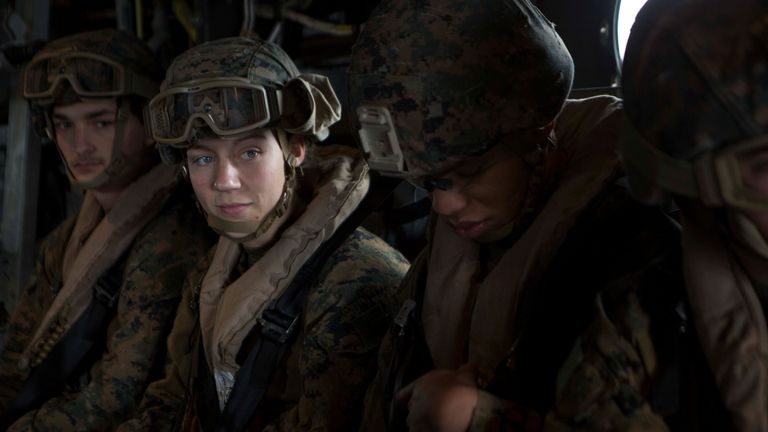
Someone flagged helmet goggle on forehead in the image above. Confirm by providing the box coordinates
[621,121,768,212]
[23,51,158,101]
[146,77,283,145]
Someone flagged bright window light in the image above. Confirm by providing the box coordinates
[617,0,650,62]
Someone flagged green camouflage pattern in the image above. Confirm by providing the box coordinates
[347,0,573,178]
[543,273,671,432]
[162,37,299,89]
[118,227,409,431]
[0,185,215,431]
[622,0,768,161]
[359,127,683,432]
[548,1,768,429]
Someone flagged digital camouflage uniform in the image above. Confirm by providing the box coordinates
[118,37,410,431]
[120,213,410,431]
[347,0,680,430]
[0,29,216,431]
[0,188,214,431]
[546,0,768,430]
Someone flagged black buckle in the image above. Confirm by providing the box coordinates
[258,307,299,344]
[92,282,119,309]
[393,299,416,336]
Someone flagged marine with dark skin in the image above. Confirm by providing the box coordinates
[348,0,680,430]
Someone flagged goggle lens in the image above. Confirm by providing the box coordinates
[148,81,277,144]
[24,54,124,98]
[715,135,768,212]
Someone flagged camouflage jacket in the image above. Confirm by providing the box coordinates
[119,146,409,431]
[360,192,681,432]
[544,246,734,432]
[0,184,214,431]
[119,226,409,431]
[359,98,682,432]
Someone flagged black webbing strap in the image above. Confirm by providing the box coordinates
[383,196,431,226]
[0,253,128,430]
[198,175,402,432]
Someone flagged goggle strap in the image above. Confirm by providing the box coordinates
[125,72,160,100]
[692,154,725,207]
[619,122,701,199]
[680,31,762,137]
[712,135,768,212]
[275,127,291,160]
[45,110,79,184]
[142,104,154,142]
[267,87,283,120]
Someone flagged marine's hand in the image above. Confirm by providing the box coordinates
[396,364,478,432]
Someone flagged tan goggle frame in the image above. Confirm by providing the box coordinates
[620,121,768,212]
[714,134,768,212]
[147,78,283,146]
[23,51,158,101]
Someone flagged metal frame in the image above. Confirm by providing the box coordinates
[0,0,48,311]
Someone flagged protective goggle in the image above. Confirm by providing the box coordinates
[146,78,283,145]
[714,134,768,212]
[620,122,768,212]
[23,51,157,101]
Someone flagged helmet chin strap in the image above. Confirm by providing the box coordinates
[206,174,295,243]
[52,99,131,190]
[204,128,299,244]
[476,135,558,244]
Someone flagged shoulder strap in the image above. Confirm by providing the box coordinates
[199,175,401,432]
[0,252,128,429]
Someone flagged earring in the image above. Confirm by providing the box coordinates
[180,163,189,181]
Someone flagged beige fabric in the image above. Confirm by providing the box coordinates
[62,193,104,279]
[423,96,623,370]
[197,146,369,397]
[281,74,342,141]
[682,210,768,431]
[21,164,179,368]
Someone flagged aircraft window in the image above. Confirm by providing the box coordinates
[616,0,650,62]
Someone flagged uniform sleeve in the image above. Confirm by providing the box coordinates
[8,220,207,431]
[359,248,428,432]
[116,268,203,432]
[265,232,410,432]
[0,221,71,411]
[542,280,669,432]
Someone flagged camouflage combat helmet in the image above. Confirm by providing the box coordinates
[146,36,341,241]
[347,0,573,187]
[620,0,768,211]
[23,29,162,189]
[147,36,341,165]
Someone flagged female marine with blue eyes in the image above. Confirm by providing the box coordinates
[117,36,409,432]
